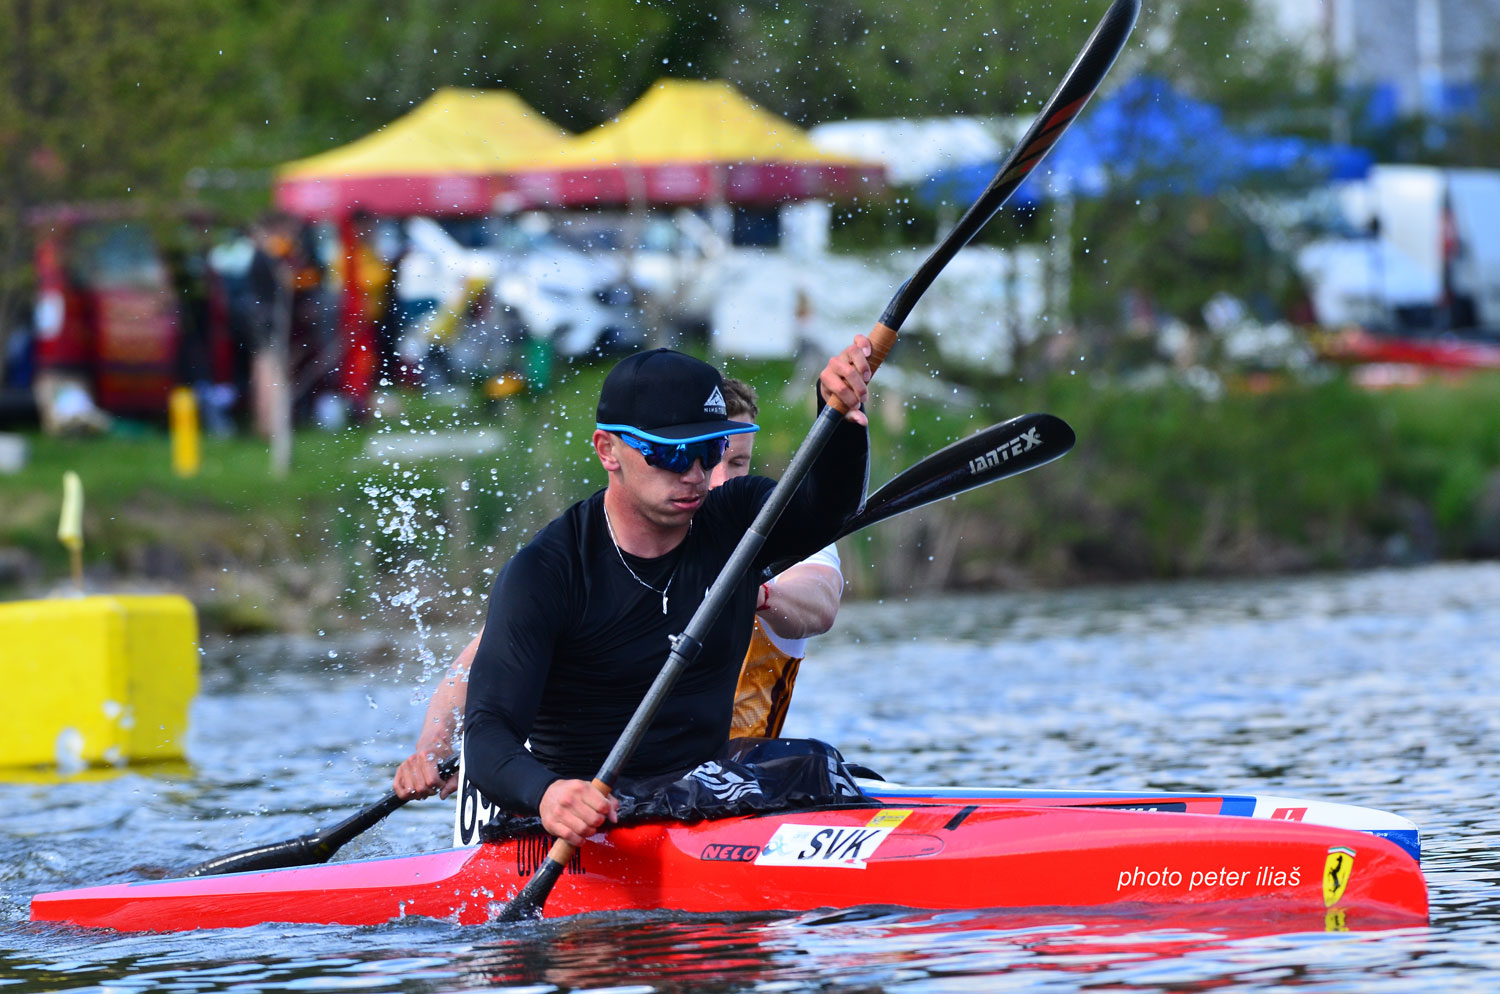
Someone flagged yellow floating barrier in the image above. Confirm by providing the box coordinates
[0,595,199,769]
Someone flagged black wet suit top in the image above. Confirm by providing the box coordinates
[463,416,867,814]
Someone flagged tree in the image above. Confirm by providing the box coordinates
[1059,1,1331,343]
[710,0,1106,124]
[0,0,240,374]
[1,0,1349,387]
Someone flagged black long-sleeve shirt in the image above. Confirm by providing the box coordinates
[463,417,867,813]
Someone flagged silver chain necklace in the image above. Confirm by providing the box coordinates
[602,504,685,615]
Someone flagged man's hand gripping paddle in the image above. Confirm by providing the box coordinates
[494,0,1138,922]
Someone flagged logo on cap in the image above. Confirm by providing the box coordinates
[703,386,726,416]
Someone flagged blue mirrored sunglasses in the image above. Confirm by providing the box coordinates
[618,433,730,474]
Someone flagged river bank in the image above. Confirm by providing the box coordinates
[3,359,1499,635]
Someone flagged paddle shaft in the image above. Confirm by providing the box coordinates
[500,0,1138,920]
[882,0,1139,332]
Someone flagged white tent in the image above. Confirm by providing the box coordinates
[809,117,1022,186]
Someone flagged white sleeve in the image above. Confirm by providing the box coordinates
[762,543,843,657]
[773,543,843,593]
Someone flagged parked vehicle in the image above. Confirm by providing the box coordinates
[1303,165,1500,332]
[397,213,644,378]
[490,215,646,357]
[31,207,182,421]
[563,208,729,341]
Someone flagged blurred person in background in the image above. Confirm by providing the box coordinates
[244,214,296,440]
[166,231,236,435]
[334,210,394,421]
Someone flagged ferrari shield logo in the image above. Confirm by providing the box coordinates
[1324,846,1356,907]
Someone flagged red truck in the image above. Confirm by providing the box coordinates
[31,206,182,416]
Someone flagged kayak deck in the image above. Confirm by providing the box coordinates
[859,782,1423,861]
[32,802,1427,932]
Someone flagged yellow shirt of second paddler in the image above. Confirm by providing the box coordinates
[730,544,841,738]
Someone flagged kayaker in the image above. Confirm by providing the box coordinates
[461,343,870,846]
[393,377,845,801]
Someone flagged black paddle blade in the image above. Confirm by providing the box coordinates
[182,791,405,877]
[494,855,566,922]
[181,832,342,878]
[182,755,459,877]
[762,413,1075,579]
[862,412,1075,524]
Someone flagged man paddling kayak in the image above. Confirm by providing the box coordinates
[392,377,845,800]
[462,343,870,846]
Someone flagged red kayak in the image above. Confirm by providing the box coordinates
[31,801,1426,932]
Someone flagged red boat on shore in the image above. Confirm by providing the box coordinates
[1318,326,1500,371]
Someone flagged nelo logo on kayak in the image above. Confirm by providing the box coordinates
[755,824,894,868]
[701,843,760,862]
[968,428,1043,474]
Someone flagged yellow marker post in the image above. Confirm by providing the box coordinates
[57,470,84,593]
[484,371,527,400]
[0,594,199,769]
[169,386,201,478]
[4,473,200,771]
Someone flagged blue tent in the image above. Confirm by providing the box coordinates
[919,76,1372,208]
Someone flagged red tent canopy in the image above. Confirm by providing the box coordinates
[273,89,570,219]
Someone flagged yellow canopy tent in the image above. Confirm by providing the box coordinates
[274,88,570,218]
[508,78,885,207]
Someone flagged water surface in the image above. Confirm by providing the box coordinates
[4,562,1499,991]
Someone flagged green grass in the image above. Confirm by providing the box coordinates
[4,360,1500,630]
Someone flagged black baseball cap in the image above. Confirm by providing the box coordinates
[596,349,759,443]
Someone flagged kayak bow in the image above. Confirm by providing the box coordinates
[861,781,1422,862]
